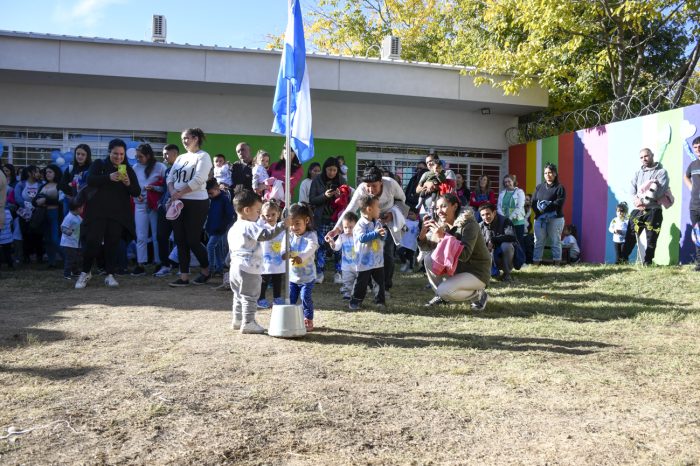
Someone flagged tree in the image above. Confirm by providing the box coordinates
[302,0,700,114]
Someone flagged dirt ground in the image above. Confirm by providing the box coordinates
[1,265,699,465]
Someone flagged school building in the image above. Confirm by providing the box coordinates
[0,30,548,191]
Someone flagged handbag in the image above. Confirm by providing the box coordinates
[28,206,47,232]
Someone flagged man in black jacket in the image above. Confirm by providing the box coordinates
[479,203,517,282]
[231,142,253,191]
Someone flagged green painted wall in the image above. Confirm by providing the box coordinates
[167,132,356,200]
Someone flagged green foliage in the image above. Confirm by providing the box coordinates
[302,0,700,113]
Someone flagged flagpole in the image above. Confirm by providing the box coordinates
[284,78,292,305]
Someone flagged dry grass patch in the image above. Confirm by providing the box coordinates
[1,263,699,464]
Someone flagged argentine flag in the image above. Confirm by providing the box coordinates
[271,0,314,163]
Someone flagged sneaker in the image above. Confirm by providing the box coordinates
[192,273,211,285]
[470,290,489,311]
[273,297,285,306]
[169,278,190,287]
[348,301,361,310]
[131,265,146,276]
[315,272,324,284]
[342,295,351,301]
[240,320,266,334]
[257,299,271,309]
[213,282,230,291]
[63,275,73,281]
[424,296,446,307]
[74,272,91,289]
[231,316,242,330]
[694,263,700,272]
[104,274,119,287]
[304,318,314,332]
[400,263,409,273]
[333,272,343,284]
[153,266,172,277]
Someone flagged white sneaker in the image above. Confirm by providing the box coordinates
[231,316,242,330]
[400,263,410,273]
[470,290,489,311]
[333,272,343,284]
[153,266,172,277]
[240,320,266,334]
[315,272,324,284]
[74,272,91,289]
[104,274,119,287]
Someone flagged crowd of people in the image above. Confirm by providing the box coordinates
[0,128,694,334]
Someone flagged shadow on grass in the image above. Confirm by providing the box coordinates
[0,364,97,380]
[307,327,615,355]
[0,328,67,349]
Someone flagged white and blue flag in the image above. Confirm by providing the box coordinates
[272,0,314,163]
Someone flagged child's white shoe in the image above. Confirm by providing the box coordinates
[240,320,266,334]
[231,316,242,330]
[333,272,343,284]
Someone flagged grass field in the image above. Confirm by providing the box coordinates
[1,263,699,464]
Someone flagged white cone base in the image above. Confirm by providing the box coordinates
[268,304,307,338]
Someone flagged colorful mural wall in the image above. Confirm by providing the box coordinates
[508,103,700,265]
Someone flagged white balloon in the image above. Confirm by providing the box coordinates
[56,157,65,167]
[126,148,137,159]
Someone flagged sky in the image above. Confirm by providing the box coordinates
[0,0,295,49]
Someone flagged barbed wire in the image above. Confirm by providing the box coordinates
[505,80,700,145]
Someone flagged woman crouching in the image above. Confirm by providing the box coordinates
[419,193,491,310]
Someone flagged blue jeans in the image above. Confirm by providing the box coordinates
[44,208,62,266]
[289,281,315,320]
[533,216,565,262]
[206,234,225,273]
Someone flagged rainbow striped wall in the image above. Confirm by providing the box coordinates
[508,103,700,265]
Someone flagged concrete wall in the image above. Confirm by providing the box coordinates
[0,81,517,151]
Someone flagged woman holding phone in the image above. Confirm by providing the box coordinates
[75,138,140,289]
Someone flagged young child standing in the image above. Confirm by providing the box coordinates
[213,154,232,191]
[60,199,83,279]
[398,209,420,272]
[328,211,358,300]
[561,224,580,263]
[349,195,387,310]
[257,200,285,309]
[205,179,234,276]
[284,203,319,331]
[228,187,287,334]
[609,201,629,264]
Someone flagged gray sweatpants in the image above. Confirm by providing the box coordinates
[230,268,262,325]
[341,269,358,297]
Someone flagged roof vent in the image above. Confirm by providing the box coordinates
[381,36,401,60]
[152,15,166,43]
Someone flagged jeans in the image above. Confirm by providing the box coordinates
[62,246,81,277]
[289,281,315,320]
[492,242,514,276]
[533,216,565,262]
[135,203,159,265]
[206,233,226,273]
[44,208,62,266]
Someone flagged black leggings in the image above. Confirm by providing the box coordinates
[171,198,209,274]
[260,273,283,300]
[83,218,125,274]
[157,208,173,267]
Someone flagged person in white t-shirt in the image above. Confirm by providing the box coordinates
[167,128,214,287]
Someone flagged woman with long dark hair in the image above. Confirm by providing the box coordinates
[14,165,43,263]
[267,146,304,199]
[167,128,213,287]
[469,174,496,222]
[34,164,63,268]
[298,162,321,204]
[75,138,140,289]
[418,193,491,309]
[531,163,566,265]
[132,143,167,275]
[59,144,92,211]
[309,156,345,283]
